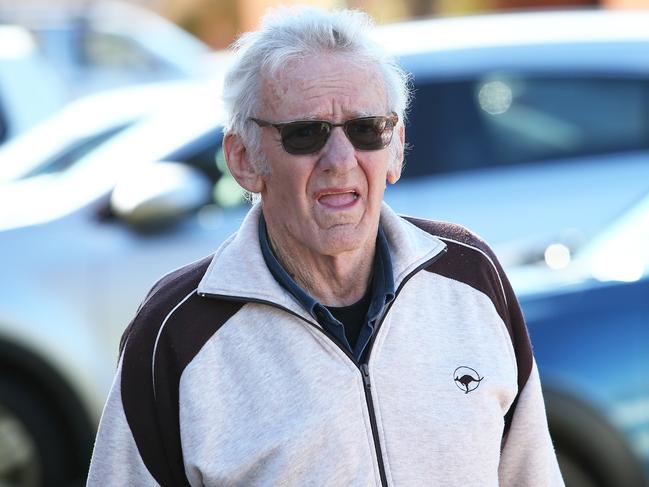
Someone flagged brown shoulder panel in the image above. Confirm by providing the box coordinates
[407,218,510,322]
[120,255,244,486]
[119,255,214,355]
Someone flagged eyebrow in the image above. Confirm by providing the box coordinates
[277,109,381,122]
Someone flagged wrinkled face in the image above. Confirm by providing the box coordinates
[256,54,403,258]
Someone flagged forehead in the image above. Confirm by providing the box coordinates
[259,53,388,120]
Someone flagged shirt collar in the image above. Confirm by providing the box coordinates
[197,203,447,311]
[369,225,395,321]
[258,214,395,323]
[258,214,319,316]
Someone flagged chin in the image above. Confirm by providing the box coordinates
[316,226,371,256]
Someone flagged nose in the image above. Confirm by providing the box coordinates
[318,126,357,174]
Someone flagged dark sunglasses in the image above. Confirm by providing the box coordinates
[249,113,398,155]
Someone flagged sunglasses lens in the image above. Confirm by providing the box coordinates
[346,117,394,150]
[281,121,330,154]
[275,115,396,154]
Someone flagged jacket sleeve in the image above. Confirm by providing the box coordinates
[495,255,565,486]
[86,358,160,487]
[498,359,565,486]
[466,232,565,486]
[88,256,224,487]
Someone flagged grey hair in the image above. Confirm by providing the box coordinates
[222,6,411,178]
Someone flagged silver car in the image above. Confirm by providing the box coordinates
[2,10,649,487]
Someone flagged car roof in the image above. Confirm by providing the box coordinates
[375,10,649,76]
[377,9,649,54]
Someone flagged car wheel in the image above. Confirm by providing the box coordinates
[546,389,648,487]
[556,450,599,487]
[0,378,69,487]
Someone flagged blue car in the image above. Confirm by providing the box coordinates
[510,195,649,487]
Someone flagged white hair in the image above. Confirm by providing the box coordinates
[222,6,411,199]
[223,7,411,207]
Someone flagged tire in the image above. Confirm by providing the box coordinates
[546,390,648,487]
[556,450,600,487]
[0,377,70,487]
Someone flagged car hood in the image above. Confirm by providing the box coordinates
[385,151,649,268]
[507,262,593,299]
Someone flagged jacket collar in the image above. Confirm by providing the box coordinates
[197,203,446,314]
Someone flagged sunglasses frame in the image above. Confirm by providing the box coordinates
[249,112,399,155]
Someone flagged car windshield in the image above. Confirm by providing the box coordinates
[404,75,649,178]
[15,122,134,180]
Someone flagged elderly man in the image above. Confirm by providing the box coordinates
[87,7,563,487]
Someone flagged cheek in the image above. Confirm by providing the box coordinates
[269,164,313,208]
[363,158,390,194]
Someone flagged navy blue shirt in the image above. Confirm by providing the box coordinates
[259,215,395,362]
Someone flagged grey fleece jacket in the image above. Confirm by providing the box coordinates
[87,203,564,486]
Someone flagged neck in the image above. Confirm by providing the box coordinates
[266,226,376,307]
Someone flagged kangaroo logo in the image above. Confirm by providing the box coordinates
[453,366,483,394]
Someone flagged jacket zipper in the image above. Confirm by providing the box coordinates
[199,245,447,487]
[360,363,389,486]
[356,246,447,486]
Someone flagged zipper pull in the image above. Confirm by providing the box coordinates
[360,364,371,389]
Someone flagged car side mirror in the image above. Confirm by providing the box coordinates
[110,161,212,228]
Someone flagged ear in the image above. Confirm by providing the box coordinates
[386,122,405,185]
[223,132,265,193]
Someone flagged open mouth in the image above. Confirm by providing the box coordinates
[317,190,359,208]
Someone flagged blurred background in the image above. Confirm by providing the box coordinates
[0,0,648,486]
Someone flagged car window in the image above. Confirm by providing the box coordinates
[163,128,222,182]
[162,128,245,208]
[16,122,134,180]
[81,32,166,73]
[404,75,649,178]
